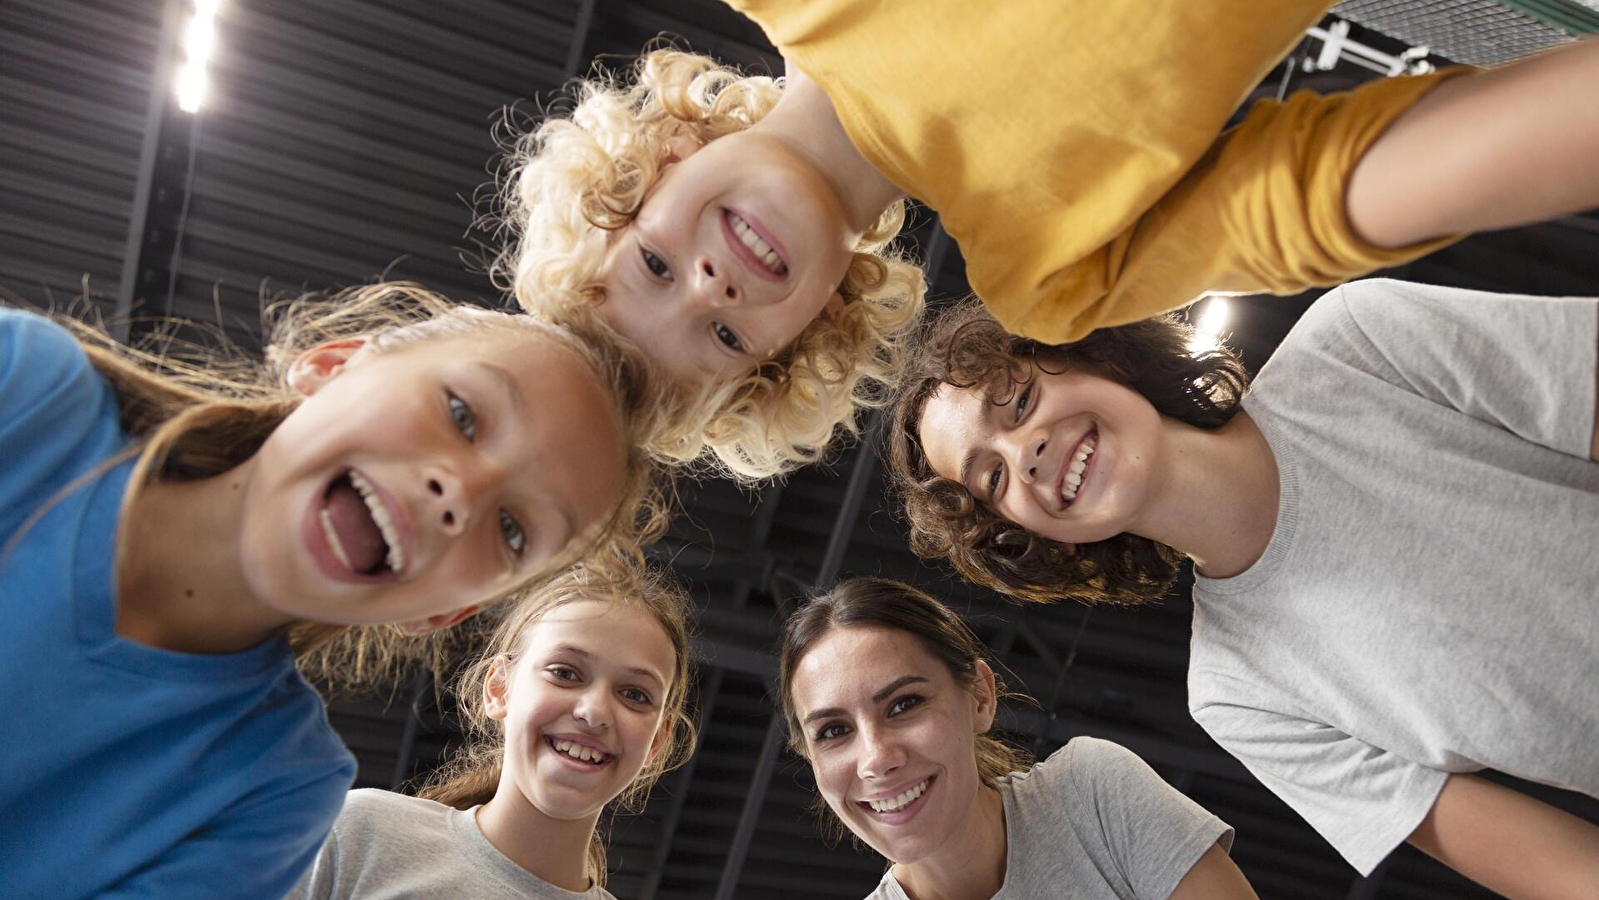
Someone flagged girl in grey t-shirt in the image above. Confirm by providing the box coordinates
[290,563,698,900]
[886,281,1599,897]
[779,577,1253,900]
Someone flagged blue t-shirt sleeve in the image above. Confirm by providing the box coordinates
[0,309,123,539]
[98,752,355,900]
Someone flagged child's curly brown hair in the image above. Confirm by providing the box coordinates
[884,299,1250,605]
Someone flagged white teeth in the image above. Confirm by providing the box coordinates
[319,508,354,571]
[347,471,405,573]
[867,779,929,813]
[728,213,784,273]
[1062,435,1097,502]
[552,739,607,764]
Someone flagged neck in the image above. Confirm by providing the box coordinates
[1132,411,1279,579]
[116,458,294,654]
[757,63,906,234]
[893,784,1007,900]
[476,784,601,892]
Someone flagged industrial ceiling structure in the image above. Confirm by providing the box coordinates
[3,2,1597,898]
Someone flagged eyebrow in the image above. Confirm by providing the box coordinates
[553,643,666,688]
[801,674,931,725]
[479,361,526,411]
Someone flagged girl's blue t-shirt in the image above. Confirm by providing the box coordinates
[0,309,356,900]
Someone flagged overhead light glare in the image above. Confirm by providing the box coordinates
[173,0,221,114]
[1187,297,1231,355]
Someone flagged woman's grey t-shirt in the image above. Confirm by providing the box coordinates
[286,788,615,900]
[1189,279,1599,875]
[866,738,1232,900]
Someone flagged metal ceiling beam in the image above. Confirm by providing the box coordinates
[563,0,599,78]
[114,0,189,342]
[638,666,726,900]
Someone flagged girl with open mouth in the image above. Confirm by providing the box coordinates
[0,282,663,900]
[780,577,1257,900]
[889,280,1599,896]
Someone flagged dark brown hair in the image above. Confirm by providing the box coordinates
[884,299,1249,605]
[779,576,1031,844]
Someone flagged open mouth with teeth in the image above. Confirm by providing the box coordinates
[726,210,789,277]
[547,737,614,767]
[859,776,932,817]
[318,469,405,577]
[1060,430,1098,508]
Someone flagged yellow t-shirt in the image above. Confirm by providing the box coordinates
[723,0,1465,342]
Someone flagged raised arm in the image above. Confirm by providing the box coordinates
[1168,843,1261,900]
[1347,37,1599,248]
[1407,773,1599,900]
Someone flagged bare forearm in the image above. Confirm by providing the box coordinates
[1347,37,1599,249]
[1408,774,1599,900]
[1168,844,1260,900]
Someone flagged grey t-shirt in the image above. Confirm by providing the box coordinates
[867,738,1232,900]
[286,788,615,900]
[1190,279,1599,875]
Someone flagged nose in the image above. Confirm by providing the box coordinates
[693,255,743,308]
[572,686,614,730]
[857,724,906,781]
[1001,430,1049,485]
[423,460,501,536]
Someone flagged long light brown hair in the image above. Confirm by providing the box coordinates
[39,282,670,687]
[419,561,699,885]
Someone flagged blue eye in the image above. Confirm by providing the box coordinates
[548,665,579,682]
[642,248,670,279]
[448,394,476,441]
[623,687,654,706]
[499,509,526,557]
[713,323,745,352]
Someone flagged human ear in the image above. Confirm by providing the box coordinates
[395,604,481,636]
[820,289,846,321]
[482,657,513,722]
[647,712,675,762]
[661,135,701,167]
[286,337,369,396]
[972,660,998,733]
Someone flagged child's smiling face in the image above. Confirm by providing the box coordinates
[597,130,859,384]
[236,331,627,632]
[487,599,676,821]
[916,361,1165,547]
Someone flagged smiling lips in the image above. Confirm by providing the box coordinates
[724,210,789,280]
[547,735,614,767]
[1059,430,1098,508]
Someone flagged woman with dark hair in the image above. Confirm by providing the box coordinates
[885,281,1599,897]
[779,576,1258,900]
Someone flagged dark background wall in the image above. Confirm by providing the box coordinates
[3,2,1596,897]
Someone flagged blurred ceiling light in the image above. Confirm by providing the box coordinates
[175,0,221,114]
[1187,297,1230,355]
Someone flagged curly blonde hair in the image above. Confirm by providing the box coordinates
[41,282,670,690]
[491,47,926,480]
[420,560,698,886]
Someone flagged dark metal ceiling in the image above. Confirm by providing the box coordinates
[3,2,1596,898]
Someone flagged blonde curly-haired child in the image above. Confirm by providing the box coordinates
[499,2,1598,480]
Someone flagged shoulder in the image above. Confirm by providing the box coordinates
[335,788,450,826]
[0,308,100,400]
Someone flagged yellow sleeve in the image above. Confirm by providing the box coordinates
[995,68,1474,345]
